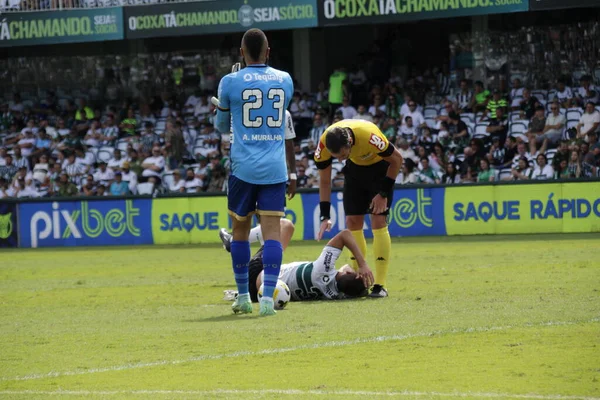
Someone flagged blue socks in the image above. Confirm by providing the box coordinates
[231,240,251,295]
[261,240,283,299]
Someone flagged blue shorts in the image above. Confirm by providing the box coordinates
[228,175,286,221]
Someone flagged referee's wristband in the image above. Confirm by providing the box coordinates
[319,201,331,221]
[289,173,297,181]
[380,177,396,198]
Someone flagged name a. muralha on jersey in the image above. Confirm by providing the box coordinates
[242,134,283,141]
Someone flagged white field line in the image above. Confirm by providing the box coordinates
[2,317,598,383]
[0,389,598,399]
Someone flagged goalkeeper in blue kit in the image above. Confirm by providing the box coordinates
[214,28,294,316]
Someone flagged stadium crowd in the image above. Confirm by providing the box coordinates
[1,59,599,199]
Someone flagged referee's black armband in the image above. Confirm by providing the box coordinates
[319,201,331,221]
[380,177,396,198]
[315,159,333,170]
[377,143,395,158]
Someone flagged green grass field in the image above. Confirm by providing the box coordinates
[0,234,599,400]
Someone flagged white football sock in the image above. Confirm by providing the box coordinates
[249,226,264,245]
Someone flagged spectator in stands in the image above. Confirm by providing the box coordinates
[101,116,119,146]
[576,75,599,106]
[442,162,461,184]
[296,166,309,189]
[165,121,185,170]
[32,154,49,184]
[482,89,508,122]
[385,95,400,119]
[56,173,78,197]
[139,104,157,127]
[59,130,82,154]
[0,178,13,198]
[120,161,138,194]
[446,112,469,152]
[577,102,600,142]
[401,100,425,128]
[486,106,508,145]
[526,106,548,155]
[477,158,495,182]
[206,164,226,192]
[551,140,570,172]
[555,79,573,109]
[108,149,127,171]
[368,94,386,118]
[418,157,439,184]
[75,99,94,123]
[509,157,532,181]
[74,147,92,174]
[399,159,417,184]
[183,167,203,193]
[0,104,14,131]
[399,116,417,147]
[0,154,17,182]
[456,79,473,113]
[510,79,524,105]
[337,96,357,120]
[431,143,447,172]
[141,146,165,184]
[93,161,114,187]
[63,152,85,185]
[166,169,185,193]
[31,129,52,160]
[328,67,347,118]
[120,109,137,138]
[396,138,418,163]
[469,81,490,113]
[14,176,38,198]
[81,174,97,196]
[381,118,397,142]
[459,147,480,182]
[184,89,202,115]
[309,113,326,144]
[531,153,554,180]
[17,129,36,159]
[353,105,373,122]
[84,121,103,147]
[489,136,517,170]
[418,127,435,152]
[542,102,566,146]
[516,89,539,120]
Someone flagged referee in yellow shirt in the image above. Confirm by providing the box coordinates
[314,119,403,297]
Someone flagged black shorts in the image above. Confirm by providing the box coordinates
[343,160,394,216]
[248,246,264,303]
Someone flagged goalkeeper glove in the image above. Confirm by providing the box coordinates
[211,62,242,109]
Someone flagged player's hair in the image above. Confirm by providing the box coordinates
[242,28,267,62]
[325,127,351,153]
[337,274,367,298]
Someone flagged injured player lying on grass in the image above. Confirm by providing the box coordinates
[220,221,374,301]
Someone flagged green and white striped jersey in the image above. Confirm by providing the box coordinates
[279,246,342,301]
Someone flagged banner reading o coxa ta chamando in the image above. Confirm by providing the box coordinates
[0,7,124,47]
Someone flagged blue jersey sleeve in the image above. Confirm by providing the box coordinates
[283,73,294,110]
[215,74,232,134]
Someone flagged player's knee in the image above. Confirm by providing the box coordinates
[280,218,295,234]
[346,216,364,231]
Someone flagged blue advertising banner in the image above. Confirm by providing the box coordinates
[0,202,18,248]
[18,199,152,248]
[301,187,447,240]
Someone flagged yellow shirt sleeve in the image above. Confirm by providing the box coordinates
[314,131,332,169]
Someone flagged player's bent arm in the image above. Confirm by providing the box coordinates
[378,144,403,197]
[327,230,367,268]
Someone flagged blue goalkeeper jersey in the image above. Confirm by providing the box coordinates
[215,64,293,185]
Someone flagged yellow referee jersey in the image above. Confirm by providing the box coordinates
[314,119,393,168]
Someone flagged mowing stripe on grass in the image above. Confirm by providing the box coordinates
[0,389,598,399]
[2,317,598,382]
